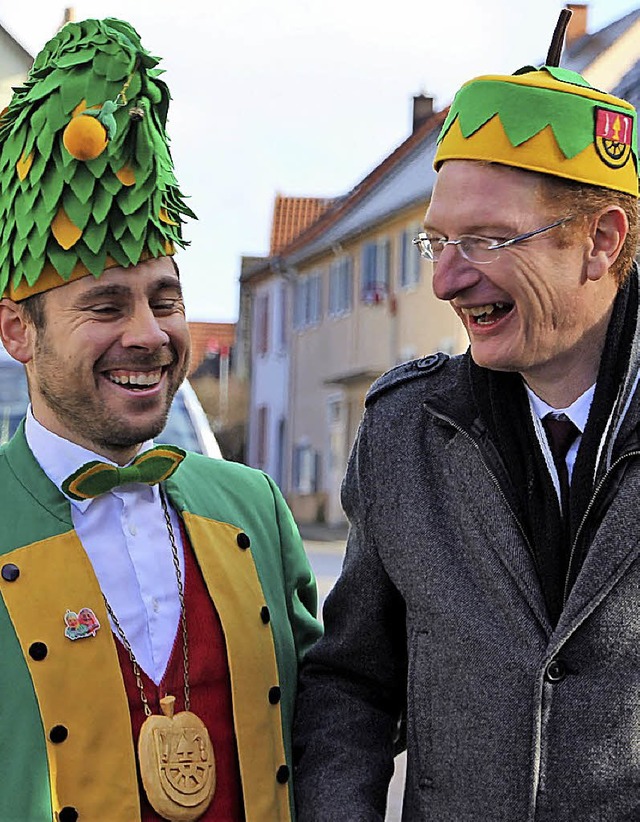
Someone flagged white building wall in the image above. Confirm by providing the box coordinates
[247,277,291,490]
[0,28,32,109]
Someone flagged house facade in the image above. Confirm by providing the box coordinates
[241,197,333,488]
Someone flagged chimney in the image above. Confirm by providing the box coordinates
[565,4,588,45]
[412,94,433,133]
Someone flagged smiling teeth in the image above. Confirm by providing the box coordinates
[463,302,506,317]
[109,371,161,386]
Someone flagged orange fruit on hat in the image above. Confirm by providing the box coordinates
[63,114,108,161]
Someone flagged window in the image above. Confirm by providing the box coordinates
[256,405,269,468]
[292,442,321,494]
[400,225,421,288]
[294,271,323,330]
[361,239,390,303]
[278,282,289,351]
[328,256,353,317]
[255,293,270,355]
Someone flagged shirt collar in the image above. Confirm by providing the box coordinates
[525,383,595,435]
[25,407,156,509]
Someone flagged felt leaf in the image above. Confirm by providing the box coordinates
[51,206,82,249]
[33,200,56,236]
[104,235,130,268]
[14,191,38,238]
[106,57,130,83]
[16,151,33,181]
[61,71,91,115]
[46,241,78,280]
[40,167,65,213]
[26,223,48,259]
[119,227,146,264]
[146,230,165,258]
[68,163,96,204]
[91,184,113,224]
[128,203,150,240]
[24,71,62,103]
[100,168,123,196]
[116,164,136,187]
[82,218,109,254]
[63,186,91,229]
[159,207,179,226]
[117,178,153,215]
[35,126,55,162]
[56,49,97,69]
[76,242,107,276]
[18,182,40,214]
[85,148,110,178]
[93,52,114,78]
[4,128,26,167]
[111,205,129,240]
[12,231,29,265]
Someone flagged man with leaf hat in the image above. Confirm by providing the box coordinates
[294,10,640,820]
[0,17,320,822]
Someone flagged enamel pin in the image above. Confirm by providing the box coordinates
[64,607,100,640]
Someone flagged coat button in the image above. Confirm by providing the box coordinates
[1,563,19,582]
[260,606,271,624]
[236,532,251,549]
[59,807,79,822]
[545,659,567,683]
[276,764,290,784]
[269,686,281,705]
[49,725,69,744]
[29,642,48,661]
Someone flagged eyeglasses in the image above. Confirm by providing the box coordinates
[412,216,574,265]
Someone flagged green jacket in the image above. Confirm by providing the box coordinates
[0,425,321,821]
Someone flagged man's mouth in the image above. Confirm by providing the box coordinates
[461,302,513,326]
[105,369,164,389]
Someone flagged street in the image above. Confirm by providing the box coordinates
[303,537,406,822]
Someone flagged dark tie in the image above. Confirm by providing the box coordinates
[61,445,186,501]
[542,414,580,517]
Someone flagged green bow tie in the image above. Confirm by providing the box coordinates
[62,445,186,501]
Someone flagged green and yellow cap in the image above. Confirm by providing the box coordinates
[0,18,196,301]
[434,64,639,197]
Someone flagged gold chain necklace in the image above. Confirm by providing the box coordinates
[103,488,216,821]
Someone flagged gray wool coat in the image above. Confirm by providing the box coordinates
[293,344,640,822]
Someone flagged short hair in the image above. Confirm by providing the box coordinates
[536,175,639,286]
[20,291,47,329]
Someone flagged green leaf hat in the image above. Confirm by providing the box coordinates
[0,17,196,301]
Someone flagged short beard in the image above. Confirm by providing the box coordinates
[33,334,187,454]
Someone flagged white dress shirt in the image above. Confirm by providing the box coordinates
[526,384,595,501]
[25,408,185,684]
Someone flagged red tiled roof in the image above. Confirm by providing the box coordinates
[269,195,334,255]
[188,322,236,375]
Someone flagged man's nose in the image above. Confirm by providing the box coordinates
[431,244,481,302]
[121,305,170,350]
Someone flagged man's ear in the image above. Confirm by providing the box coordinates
[0,299,35,364]
[585,206,628,282]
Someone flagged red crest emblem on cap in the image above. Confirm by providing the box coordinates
[594,108,633,168]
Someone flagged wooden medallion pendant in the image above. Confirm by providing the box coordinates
[138,695,216,821]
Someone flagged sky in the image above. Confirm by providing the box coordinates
[2,0,640,321]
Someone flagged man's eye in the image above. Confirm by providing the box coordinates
[153,298,183,312]
[90,305,120,315]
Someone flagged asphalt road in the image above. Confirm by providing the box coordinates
[303,538,406,822]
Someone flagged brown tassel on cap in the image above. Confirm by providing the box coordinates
[546,7,573,66]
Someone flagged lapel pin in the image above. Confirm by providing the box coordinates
[64,607,100,640]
